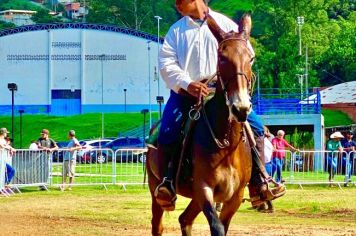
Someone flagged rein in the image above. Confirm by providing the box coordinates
[188,35,255,150]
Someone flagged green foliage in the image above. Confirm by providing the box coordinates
[209,0,252,19]
[86,0,176,35]
[0,0,354,88]
[31,8,62,23]
[0,0,40,11]
[0,20,16,30]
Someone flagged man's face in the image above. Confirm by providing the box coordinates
[347,134,353,139]
[175,0,196,16]
[41,133,48,139]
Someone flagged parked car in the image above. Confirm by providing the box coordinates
[82,137,146,163]
[78,139,113,160]
[52,141,69,162]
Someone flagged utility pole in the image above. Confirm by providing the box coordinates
[297,16,304,56]
[154,15,162,96]
[305,46,308,94]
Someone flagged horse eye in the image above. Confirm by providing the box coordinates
[250,57,255,63]
[219,56,228,64]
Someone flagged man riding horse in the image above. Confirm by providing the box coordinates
[154,0,285,210]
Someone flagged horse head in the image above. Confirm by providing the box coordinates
[207,14,254,122]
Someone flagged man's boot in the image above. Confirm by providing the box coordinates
[154,143,178,211]
[248,136,286,207]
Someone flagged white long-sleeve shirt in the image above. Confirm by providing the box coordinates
[159,9,254,93]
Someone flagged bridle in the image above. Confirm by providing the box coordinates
[189,35,255,149]
[216,36,255,98]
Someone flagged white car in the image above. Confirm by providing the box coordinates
[78,139,113,158]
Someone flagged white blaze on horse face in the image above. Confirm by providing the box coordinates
[230,90,251,114]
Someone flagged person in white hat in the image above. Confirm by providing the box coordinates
[326,131,344,183]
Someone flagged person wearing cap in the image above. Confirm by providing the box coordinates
[341,131,356,186]
[37,129,58,152]
[326,131,344,183]
[62,130,81,191]
[0,127,16,186]
[271,130,299,184]
[37,129,58,190]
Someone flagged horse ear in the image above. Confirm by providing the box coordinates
[206,14,225,43]
[238,13,252,39]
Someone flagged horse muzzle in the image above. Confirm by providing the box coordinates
[231,102,252,122]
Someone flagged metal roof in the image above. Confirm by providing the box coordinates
[0,22,163,43]
[320,81,356,104]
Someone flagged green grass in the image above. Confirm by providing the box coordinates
[0,108,352,149]
[0,112,159,148]
[322,109,354,127]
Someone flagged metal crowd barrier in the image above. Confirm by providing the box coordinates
[49,148,147,190]
[4,148,354,191]
[282,150,355,187]
[12,149,51,188]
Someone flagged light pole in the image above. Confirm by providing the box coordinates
[7,83,17,142]
[154,15,162,96]
[141,109,149,147]
[18,109,24,148]
[83,0,86,23]
[147,41,152,128]
[156,96,164,119]
[123,89,127,112]
[99,54,105,138]
[297,16,304,56]
[296,74,304,99]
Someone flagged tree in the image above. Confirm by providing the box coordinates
[31,8,61,24]
[0,20,16,30]
[251,0,354,88]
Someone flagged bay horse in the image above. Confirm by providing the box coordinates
[147,14,255,236]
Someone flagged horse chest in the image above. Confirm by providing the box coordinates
[214,168,240,199]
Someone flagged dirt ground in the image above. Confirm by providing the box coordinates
[1,187,355,236]
[1,212,355,236]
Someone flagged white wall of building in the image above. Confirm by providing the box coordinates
[0,25,168,113]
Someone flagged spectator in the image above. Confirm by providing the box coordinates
[29,140,38,150]
[271,130,299,184]
[37,129,58,190]
[264,127,274,177]
[62,130,81,191]
[0,128,16,186]
[341,131,355,186]
[326,131,344,183]
[37,129,58,152]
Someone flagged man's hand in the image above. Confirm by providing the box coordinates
[187,81,210,98]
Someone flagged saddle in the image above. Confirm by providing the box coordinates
[146,111,198,187]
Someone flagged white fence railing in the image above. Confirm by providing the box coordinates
[0,149,355,192]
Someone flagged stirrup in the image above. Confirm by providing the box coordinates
[250,184,286,207]
[154,178,177,211]
[262,184,286,201]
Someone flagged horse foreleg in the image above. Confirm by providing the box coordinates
[151,197,164,236]
[179,200,201,236]
[219,188,245,234]
[196,186,224,236]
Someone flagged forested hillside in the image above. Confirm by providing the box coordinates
[0,0,354,89]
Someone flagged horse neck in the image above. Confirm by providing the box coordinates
[205,91,242,145]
